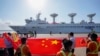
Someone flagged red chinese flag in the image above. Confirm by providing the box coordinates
[3,33,20,49]
[0,38,6,48]
[75,37,100,47]
[27,38,62,55]
[97,37,100,42]
[75,37,87,47]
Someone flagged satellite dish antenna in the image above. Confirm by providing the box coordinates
[87,13,96,23]
[68,13,77,24]
[50,13,58,24]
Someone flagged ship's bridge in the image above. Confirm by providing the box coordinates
[25,13,48,26]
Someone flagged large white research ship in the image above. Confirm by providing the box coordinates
[10,13,100,34]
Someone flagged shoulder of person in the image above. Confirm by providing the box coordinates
[56,51,63,56]
[87,41,97,48]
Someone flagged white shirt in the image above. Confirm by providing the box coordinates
[70,36,75,49]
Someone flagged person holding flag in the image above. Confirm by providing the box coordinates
[0,34,8,56]
[3,33,14,56]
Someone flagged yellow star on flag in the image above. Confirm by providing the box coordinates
[42,40,45,43]
[45,45,48,47]
[51,40,59,45]
[41,44,45,46]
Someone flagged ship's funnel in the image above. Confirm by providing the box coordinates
[68,13,76,24]
[87,13,96,23]
[50,13,58,24]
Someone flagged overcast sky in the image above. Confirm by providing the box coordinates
[0,0,100,25]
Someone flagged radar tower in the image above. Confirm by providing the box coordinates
[87,13,96,23]
[68,13,77,24]
[50,13,58,24]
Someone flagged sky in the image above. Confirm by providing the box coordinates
[0,0,100,25]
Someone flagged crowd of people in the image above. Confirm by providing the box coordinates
[0,32,100,56]
[0,33,32,56]
[56,32,100,56]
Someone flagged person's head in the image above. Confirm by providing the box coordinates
[88,33,91,37]
[62,38,73,51]
[69,32,74,37]
[8,32,11,36]
[21,38,27,44]
[23,33,28,38]
[90,33,98,41]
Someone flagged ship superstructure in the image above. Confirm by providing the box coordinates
[10,13,100,34]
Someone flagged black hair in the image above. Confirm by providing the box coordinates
[69,32,74,36]
[62,39,73,51]
[21,38,27,44]
[8,33,11,36]
[90,33,98,41]
[62,38,67,43]
[24,33,27,35]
